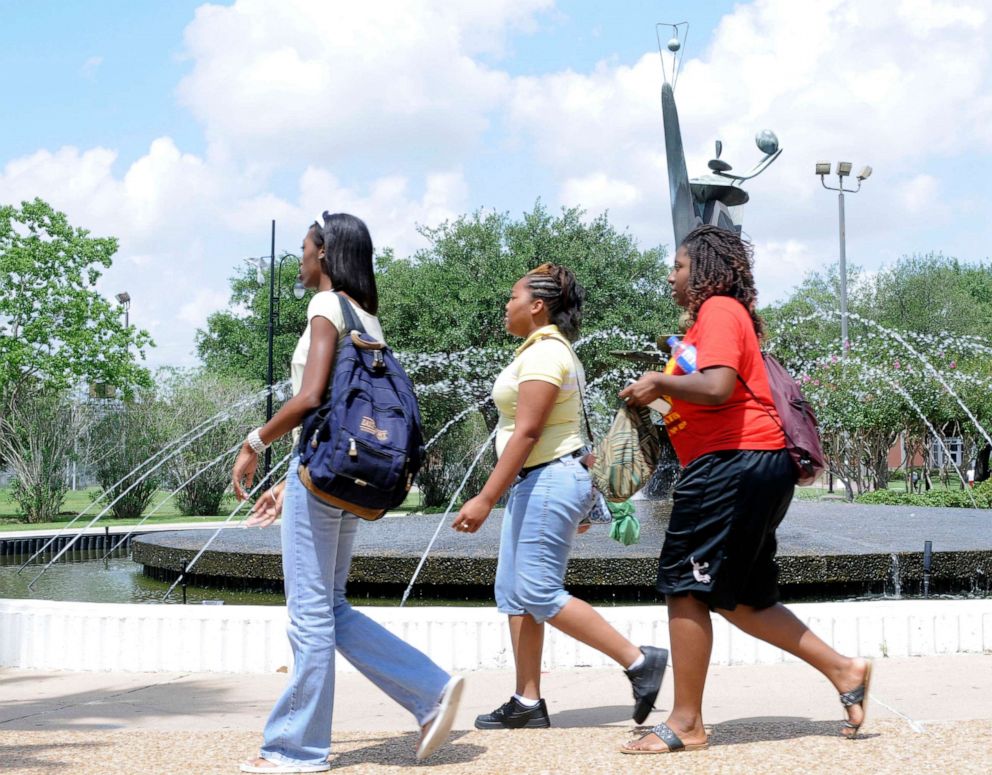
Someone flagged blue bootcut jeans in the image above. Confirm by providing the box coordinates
[259,458,450,766]
[494,453,593,624]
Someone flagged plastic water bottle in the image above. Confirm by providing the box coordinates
[667,336,698,374]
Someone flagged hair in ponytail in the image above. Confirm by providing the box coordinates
[524,263,585,341]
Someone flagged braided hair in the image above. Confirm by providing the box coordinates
[524,262,585,341]
[681,225,764,339]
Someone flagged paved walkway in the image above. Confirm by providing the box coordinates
[2,655,990,773]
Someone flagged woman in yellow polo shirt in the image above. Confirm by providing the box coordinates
[452,263,667,730]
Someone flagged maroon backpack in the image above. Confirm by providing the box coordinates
[739,354,826,486]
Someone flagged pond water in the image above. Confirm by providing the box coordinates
[0,551,492,607]
[1,551,285,606]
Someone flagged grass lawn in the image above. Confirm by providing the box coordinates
[0,486,241,532]
[791,477,969,502]
[0,486,430,531]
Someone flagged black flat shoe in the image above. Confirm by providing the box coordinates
[626,646,669,724]
[474,696,551,729]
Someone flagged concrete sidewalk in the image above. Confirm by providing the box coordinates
[2,655,991,773]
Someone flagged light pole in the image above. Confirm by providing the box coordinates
[816,161,872,352]
[246,221,305,481]
[115,291,131,328]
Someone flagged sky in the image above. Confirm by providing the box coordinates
[2,0,990,369]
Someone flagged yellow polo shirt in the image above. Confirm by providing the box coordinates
[492,325,584,467]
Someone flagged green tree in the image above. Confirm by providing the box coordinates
[765,254,992,498]
[378,204,676,368]
[377,203,677,418]
[0,198,153,397]
[376,203,677,505]
[0,199,153,520]
[868,253,992,338]
[196,259,308,385]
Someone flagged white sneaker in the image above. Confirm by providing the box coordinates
[416,675,465,761]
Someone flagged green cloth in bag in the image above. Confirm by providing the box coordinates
[607,499,640,546]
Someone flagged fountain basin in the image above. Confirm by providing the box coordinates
[131,501,992,599]
[2,596,991,673]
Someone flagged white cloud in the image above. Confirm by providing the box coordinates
[901,173,940,214]
[176,0,552,167]
[1,146,122,224]
[752,238,820,301]
[0,138,472,367]
[507,0,992,272]
[178,289,230,327]
[560,173,642,215]
[224,166,470,256]
[4,0,991,368]
[0,140,228,245]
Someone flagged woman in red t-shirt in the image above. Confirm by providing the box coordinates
[618,225,871,754]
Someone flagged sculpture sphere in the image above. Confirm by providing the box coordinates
[755,129,779,155]
[667,37,681,52]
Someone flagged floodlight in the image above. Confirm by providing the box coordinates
[837,161,853,177]
[815,161,831,176]
[115,291,131,304]
[857,165,873,181]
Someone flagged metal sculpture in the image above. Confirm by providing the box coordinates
[657,23,783,244]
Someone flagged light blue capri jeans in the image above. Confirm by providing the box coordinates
[494,452,594,624]
[259,458,450,767]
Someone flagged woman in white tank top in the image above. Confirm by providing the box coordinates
[230,213,462,772]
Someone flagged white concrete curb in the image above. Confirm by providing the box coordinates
[1,598,989,674]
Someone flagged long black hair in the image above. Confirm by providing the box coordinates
[524,262,585,341]
[310,212,379,314]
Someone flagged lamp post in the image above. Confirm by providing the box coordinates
[247,221,305,481]
[816,161,872,353]
[115,291,131,328]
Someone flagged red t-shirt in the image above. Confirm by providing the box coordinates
[663,295,785,465]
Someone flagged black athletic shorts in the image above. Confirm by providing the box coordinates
[657,448,794,611]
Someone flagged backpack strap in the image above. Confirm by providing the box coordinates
[334,291,368,336]
[318,293,371,405]
[523,331,595,443]
[737,355,796,449]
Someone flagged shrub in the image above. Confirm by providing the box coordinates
[416,411,495,509]
[856,486,990,509]
[157,369,258,517]
[856,489,916,506]
[963,480,992,508]
[91,394,167,519]
[920,489,984,508]
[0,390,78,523]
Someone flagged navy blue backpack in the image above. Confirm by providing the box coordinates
[297,293,425,520]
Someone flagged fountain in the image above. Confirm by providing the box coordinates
[3,22,992,678]
[7,21,992,606]
[8,298,989,606]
